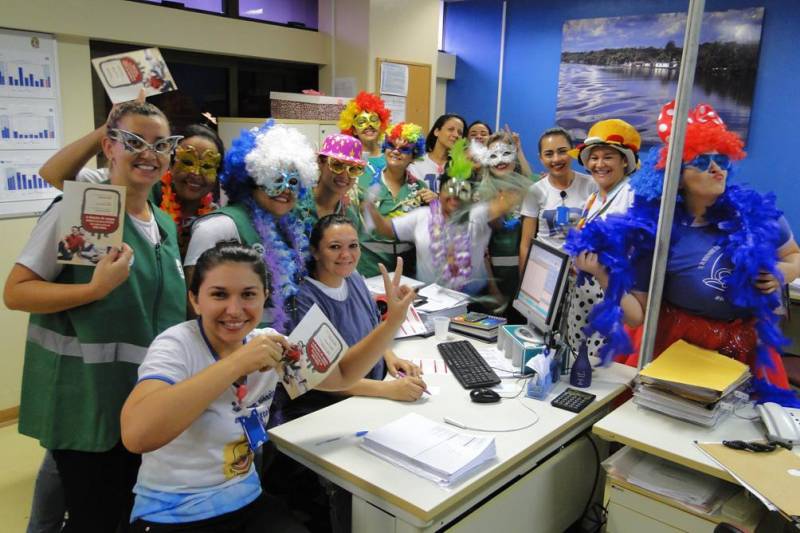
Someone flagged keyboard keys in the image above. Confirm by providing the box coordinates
[437,341,501,389]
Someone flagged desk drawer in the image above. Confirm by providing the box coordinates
[606,481,717,533]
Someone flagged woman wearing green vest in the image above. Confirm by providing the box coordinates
[184,120,318,331]
[357,122,437,278]
[4,101,187,532]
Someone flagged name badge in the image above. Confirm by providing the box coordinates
[237,408,268,450]
[555,205,570,226]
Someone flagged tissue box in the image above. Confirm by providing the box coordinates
[498,325,545,375]
[526,356,561,399]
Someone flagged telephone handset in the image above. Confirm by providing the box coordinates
[756,402,800,446]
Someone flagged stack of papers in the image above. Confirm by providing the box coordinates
[605,447,735,515]
[415,284,470,316]
[364,274,426,295]
[361,413,496,486]
[634,340,750,426]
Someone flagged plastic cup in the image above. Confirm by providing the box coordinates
[433,316,450,341]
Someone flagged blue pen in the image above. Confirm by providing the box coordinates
[314,430,369,446]
[397,370,431,395]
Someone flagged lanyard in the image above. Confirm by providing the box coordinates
[577,178,628,229]
[197,318,248,406]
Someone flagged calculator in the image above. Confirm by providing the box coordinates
[550,388,596,413]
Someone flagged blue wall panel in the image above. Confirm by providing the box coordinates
[445,0,800,237]
[443,0,505,127]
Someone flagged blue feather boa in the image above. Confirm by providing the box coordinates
[565,157,798,406]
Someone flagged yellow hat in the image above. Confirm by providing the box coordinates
[570,119,641,176]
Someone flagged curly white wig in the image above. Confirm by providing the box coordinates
[244,124,319,188]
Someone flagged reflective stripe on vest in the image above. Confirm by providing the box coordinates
[27,323,147,365]
[362,241,413,255]
[491,255,519,267]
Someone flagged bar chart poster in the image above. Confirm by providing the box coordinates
[0,31,57,99]
[0,152,59,213]
[0,29,61,218]
[0,99,59,150]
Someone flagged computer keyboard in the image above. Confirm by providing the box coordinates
[437,340,501,389]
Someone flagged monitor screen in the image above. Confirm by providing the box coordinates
[512,239,570,335]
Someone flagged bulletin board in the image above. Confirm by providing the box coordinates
[376,59,431,131]
[0,28,63,219]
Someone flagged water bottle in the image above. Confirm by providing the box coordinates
[570,342,592,388]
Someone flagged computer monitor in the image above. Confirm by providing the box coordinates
[513,239,570,336]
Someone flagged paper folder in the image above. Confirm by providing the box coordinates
[639,340,749,393]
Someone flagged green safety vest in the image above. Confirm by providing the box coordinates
[20,201,187,452]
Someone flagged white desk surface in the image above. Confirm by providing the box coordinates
[593,399,769,483]
[268,335,636,526]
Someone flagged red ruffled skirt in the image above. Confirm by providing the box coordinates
[615,304,790,389]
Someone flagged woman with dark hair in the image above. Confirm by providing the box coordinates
[466,120,492,145]
[121,241,417,530]
[5,100,187,531]
[408,113,466,191]
[519,127,595,260]
[39,116,224,258]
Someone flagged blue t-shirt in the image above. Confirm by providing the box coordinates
[634,216,793,321]
[295,273,384,380]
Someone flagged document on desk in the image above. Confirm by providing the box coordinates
[696,442,800,517]
[415,284,470,313]
[361,413,496,486]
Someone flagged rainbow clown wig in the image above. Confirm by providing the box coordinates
[565,101,798,406]
[338,91,391,137]
[382,122,426,159]
[221,119,318,203]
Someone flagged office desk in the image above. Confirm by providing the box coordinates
[269,335,636,533]
[594,400,800,532]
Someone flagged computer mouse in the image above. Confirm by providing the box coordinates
[470,388,501,403]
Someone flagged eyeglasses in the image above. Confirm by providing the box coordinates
[326,158,364,179]
[108,128,183,156]
[382,141,415,155]
[683,154,732,172]
[259,170,301,197]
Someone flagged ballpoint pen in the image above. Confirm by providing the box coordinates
[397,370,431,395]
[314,430,369,446]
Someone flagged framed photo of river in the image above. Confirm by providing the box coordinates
[556,7,764,147]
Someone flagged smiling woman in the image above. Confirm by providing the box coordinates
[3,100,187,531]
[184,120,319,330]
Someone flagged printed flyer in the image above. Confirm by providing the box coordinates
[57,181,125,266]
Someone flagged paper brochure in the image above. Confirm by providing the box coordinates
[57,181,125,266]
[277,304,348,399]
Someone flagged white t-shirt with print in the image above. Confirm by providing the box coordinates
[407,154,444,192]
[521,171,595,250]
[135,320,280,493]
[392,203,491,295]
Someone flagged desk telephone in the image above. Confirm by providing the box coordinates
[756,402,800,446]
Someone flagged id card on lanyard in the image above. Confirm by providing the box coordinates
[197,318,268,451]
[577,179,628,229]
